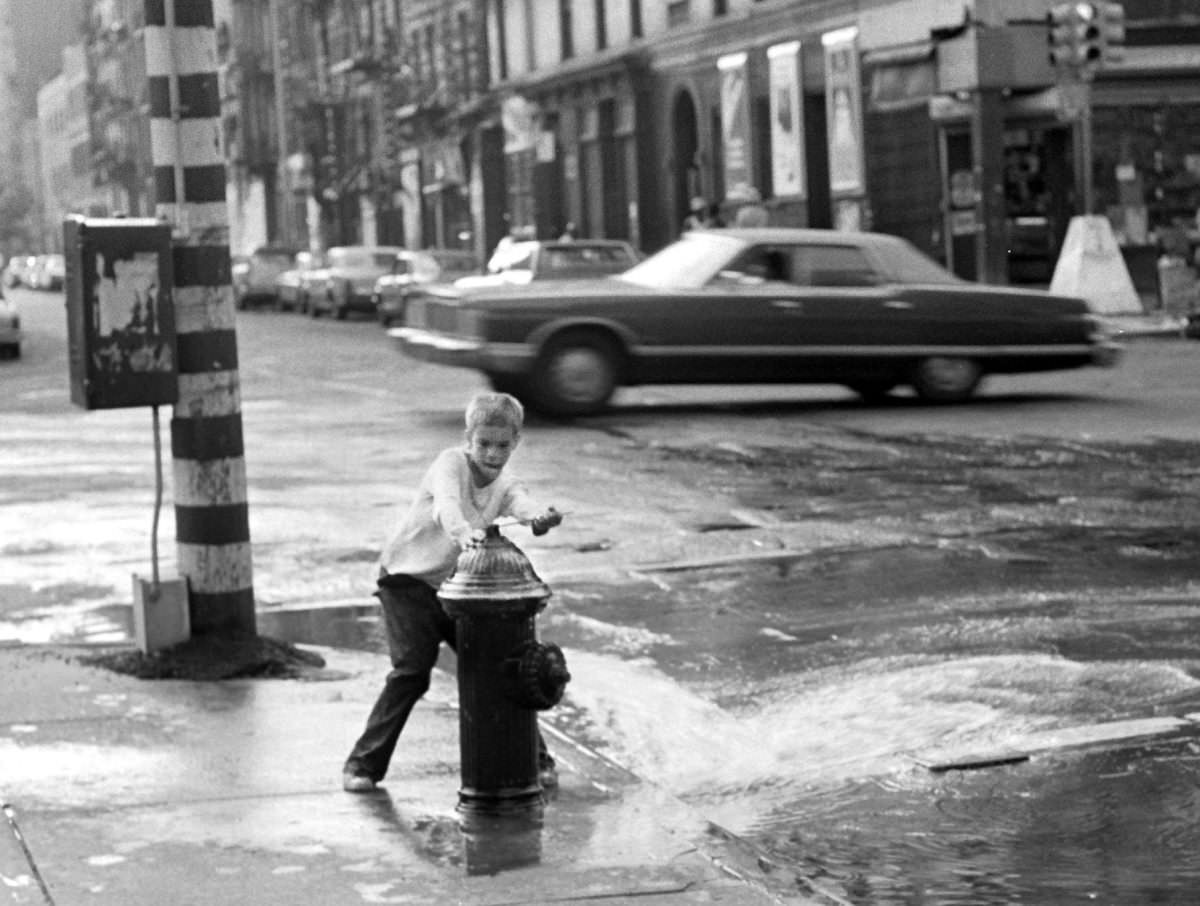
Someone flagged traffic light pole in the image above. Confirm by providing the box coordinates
[1080,85,1095,215]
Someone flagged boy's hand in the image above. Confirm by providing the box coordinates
[455,527,487,548]
[531,507,563,536]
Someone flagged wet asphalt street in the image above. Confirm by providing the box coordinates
[5,286,1200,903]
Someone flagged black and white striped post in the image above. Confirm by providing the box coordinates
[144,0,256,636]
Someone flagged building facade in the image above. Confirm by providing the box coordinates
[86,0,153,218]
[15,0,1200,290]
[37,45,102,250]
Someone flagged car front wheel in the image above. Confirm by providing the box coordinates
[532,332,620,416]
[911,356,982,402]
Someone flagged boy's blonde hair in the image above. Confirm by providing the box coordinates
[464,392,524,435]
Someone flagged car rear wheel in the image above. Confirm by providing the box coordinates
[911,356,982,402]
[532,332,620,416]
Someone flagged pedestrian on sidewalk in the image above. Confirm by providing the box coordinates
[343,392,564,793]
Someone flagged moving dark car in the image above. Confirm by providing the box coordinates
[391,228,1121,416]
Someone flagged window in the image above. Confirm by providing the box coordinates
[560,0,574,59]
[595,0,607,49]
[630,0,642,37]
[727,246,791,283]
[458,11,473,92]
[495,0,508,80]
[789,245,881,287]
[410,28,423,83]
[714,0,727,14]
[667,0,690,27]
[425,25,437,90]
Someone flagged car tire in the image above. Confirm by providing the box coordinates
[847,381,897,402]
[309,297,321,318]
[911,356,982,402]
[532,332,621,417]
[333,291,348,320]
[1,343,19,359]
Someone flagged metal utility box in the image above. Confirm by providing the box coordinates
[64,216,177,410]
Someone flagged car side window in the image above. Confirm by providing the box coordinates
[790,245,880,287]
[725,246,792,283]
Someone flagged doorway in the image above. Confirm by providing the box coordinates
[671,90,701,235]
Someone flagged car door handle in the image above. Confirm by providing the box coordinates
[771,299,803,311]
[883,300,914,310]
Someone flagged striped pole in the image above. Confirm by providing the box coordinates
[144,0,256,636]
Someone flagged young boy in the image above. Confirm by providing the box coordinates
[343,392,563,793]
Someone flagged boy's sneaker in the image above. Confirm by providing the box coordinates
[343,772,377,793]
[538,763,559,789]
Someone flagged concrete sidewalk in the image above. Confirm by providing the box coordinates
[0,642,836,906]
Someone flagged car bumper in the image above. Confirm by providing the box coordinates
[1092,342,1122,368]
[388,327,533,373]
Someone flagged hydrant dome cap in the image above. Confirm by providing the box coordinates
[438,525,551,603]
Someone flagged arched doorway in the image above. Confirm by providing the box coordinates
[671,89,701,235]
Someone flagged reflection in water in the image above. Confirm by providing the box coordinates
[259,604,383,653]
[344,789,543,877]
[459,807,544,876]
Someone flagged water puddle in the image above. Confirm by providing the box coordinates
[747,735,1200,905]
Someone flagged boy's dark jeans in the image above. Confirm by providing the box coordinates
[344,575,554,782]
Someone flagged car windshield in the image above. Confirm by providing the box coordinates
[497,246,535,273]
[618,233,744,289]
[408,253,442,281]
[329,248,395,269]
[429,251,478,275]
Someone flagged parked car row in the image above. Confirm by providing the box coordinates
[3,254,64,291]
[239,237,642,328]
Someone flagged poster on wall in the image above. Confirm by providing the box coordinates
[501,95,539,154]
[823,27,865,197]
[768,41,806,199]
[718,52,753,200]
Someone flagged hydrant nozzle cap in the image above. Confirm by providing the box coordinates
[438,525,551,604]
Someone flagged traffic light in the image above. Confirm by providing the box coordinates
[1097,1,1126,64]
[1077,3,1103,65]
[1048,2,1122,71]
[1048,3,1083,68]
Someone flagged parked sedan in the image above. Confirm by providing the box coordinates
[309,245,402,319]
[234,245,301,309]
[27,254,65,291]
[0,291,21,358]
[391,227,1121,416]
[374,249,479,326]
[273,250,325,312]
[463,238,640,290]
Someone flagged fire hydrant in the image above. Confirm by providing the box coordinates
[438,524,570,816]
